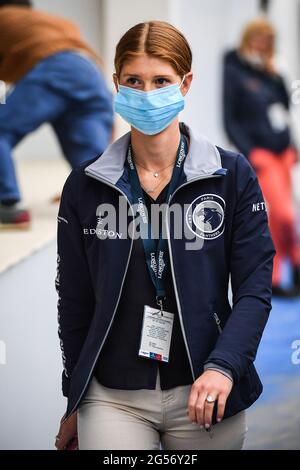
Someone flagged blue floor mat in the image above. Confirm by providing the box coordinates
[244,272,300,449]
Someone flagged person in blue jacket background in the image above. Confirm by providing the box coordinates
[223,17,300,298]
[55,20,276,450]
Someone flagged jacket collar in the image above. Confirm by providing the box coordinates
[84,122,225,185]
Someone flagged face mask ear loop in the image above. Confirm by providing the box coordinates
[179,74,186,89]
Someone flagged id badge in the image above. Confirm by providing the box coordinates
[138,304,174,363]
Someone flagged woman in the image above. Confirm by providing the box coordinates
[55,21,275,450]
[223,17,300,297]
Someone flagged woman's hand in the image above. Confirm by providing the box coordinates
[187,370,233,428]
[55,411,77,450]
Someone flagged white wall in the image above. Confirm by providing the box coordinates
[269,0,300,151]
[0,242,65,450]
[269,0,300,79]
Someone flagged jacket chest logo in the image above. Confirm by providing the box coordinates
[186,194,225,240]
[83,215,123,239]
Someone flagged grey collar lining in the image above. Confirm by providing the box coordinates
[84,122,223,184]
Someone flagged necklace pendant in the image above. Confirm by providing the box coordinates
[154,172,159,178]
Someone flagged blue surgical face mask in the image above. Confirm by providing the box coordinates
[114,75,186,135]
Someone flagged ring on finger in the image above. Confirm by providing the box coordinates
[205,394,216,404]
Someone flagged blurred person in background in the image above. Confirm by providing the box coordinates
[223,17,300,298]
[0,0,114,230]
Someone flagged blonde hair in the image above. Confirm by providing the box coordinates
[239,17,275,56]
[114,20,192,79]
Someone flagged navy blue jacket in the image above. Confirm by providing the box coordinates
[223,49,292,157]
[56,122,276,424]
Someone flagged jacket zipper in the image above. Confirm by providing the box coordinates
[64,170,224,421]
[165,173,224,382]
[212,311,223,334]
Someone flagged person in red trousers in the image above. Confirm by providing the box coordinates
[223,17,300,297]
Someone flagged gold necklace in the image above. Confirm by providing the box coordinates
[130,144,175,193]
[140,174,170,194]
[134,158,176,178]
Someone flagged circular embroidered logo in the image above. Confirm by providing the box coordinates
[186,194,225,240]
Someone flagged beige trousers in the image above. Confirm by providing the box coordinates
[77,368,247,450]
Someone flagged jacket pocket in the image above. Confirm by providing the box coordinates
[211,311,223,334]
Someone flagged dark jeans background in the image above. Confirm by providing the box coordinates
[0,50,114,202]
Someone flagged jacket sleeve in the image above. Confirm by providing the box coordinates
[55,169,95,397]
[223,59,256,157]
[204,153,276,383]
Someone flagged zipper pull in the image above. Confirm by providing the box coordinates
[213,312,222,334]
